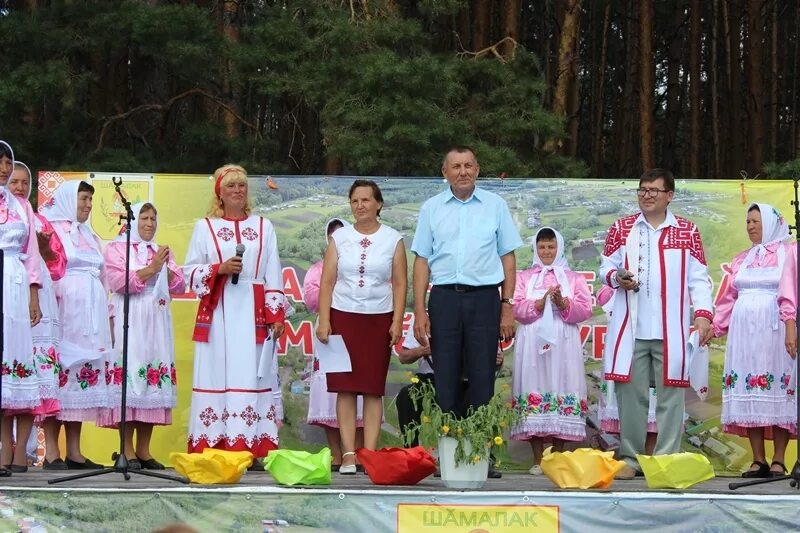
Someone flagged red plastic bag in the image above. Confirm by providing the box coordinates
[356,446,437,485]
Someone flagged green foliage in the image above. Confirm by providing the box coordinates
[2,1,584,177]
[763,159,800,179]
[402,378,522,467]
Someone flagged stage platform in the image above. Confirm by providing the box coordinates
[0,470,798,532]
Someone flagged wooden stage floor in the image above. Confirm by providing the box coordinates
[1,468,798,495]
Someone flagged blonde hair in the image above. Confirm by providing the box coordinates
[207,163,253,218]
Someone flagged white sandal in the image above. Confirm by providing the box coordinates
[339,452,357,475]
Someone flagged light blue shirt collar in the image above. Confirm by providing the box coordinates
[444,185,485,204]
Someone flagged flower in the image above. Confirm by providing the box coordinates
[146,367,161,387]
[401,378,522,468]
[501,383,510,392]
[78,365,98,386]
[411,376,420,384]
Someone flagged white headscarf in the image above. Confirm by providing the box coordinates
[325,217,349,243]
[113,202,170,305]
[741,202,790,270]
[0,140,28,229]
[39,180,98,252]
[530,226,572,297]
[530,227,572,353]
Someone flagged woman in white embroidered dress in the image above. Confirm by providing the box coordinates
[304,217,364,470]
[7,161,65,470]
[714,203,797,478]
[184,164,285,462]
[510,227,592,475]
[41,179,111,469]
[101,202,185,469]
[0,141,43,476]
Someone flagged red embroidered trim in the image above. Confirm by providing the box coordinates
[188,435,278,457]
[192,264,225,342]
[694,309,713,322]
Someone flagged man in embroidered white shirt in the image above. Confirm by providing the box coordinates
[599,168,713,479]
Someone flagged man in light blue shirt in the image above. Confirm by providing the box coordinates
[411,145,522,417]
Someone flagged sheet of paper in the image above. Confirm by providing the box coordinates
[316,335,353,373]
[687,331,709,401]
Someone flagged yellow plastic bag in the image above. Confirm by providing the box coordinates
[540,447,626,489]
[637,452,715,489]
[263,448,332,486]
[170,448,254,484]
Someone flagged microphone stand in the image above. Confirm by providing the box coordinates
[50,177,187,484]
[730,176,800,491]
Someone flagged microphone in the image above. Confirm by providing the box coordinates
[232,243,245,285]
[618,269,640,292]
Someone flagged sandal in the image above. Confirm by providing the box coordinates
[339,452,357,475]
[770,461,788,477]
[741,460,770,478]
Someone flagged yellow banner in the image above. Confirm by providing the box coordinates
[397,504,560,532]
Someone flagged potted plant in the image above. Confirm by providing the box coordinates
[402,378,521,489]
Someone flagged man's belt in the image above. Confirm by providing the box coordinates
[434,283,498,293]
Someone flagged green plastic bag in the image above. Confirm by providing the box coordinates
[637,452,715,489]
[263,447,332,486]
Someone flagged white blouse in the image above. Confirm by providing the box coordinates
[331,224,402,314]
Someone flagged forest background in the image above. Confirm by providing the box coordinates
[4,0,800,180]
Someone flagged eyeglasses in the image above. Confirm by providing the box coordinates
[636,188,669,198]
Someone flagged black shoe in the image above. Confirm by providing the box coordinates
[8,464,27,473]
[66,458,104,470]
[433,469,441,478]
[742,460,770,478]
[0,467,10,478]
[487,466,502,479]
[331,464,341,472]
[127,459,142,470]
[137,457,165,470]
[42,458,68,471]
[248,459,265,472]
[770,461,788,477]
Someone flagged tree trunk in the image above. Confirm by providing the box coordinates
[639,0,656,171]
[725,0,744,178]
[795,0,800,157]
[221,0,241,139]
[591,1,611,176]
[689,0,702,177]
[664,0,686,174]
[618,1,641,177]
[543,0,582,153]
[471,0,491,51]
[711,0,722,177]
[769,0,778,162]
[501,0,521,59]
[457,4,472,51]
[745,0,764,176]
